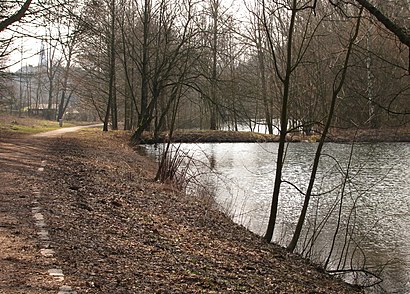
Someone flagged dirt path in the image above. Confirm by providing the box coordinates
[0,130,362,294]
[31,124,103,138]
[0,124,103,293]
[0,125,100,293]
[0,136,64,293]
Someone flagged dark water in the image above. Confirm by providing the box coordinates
[144,142,410,293]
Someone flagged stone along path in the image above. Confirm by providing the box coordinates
[0,138,64,293]
[0,125,101,293]
[1,125,361,294]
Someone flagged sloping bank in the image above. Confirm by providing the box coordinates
[38,130,361,293]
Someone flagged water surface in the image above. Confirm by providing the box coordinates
[144,142,410,293]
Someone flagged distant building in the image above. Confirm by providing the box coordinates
[26,103,56,117]
[9,64,80,120]
[2,61,96,121]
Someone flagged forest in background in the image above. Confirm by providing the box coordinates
[0,0,409,141]
[1,2,410,289]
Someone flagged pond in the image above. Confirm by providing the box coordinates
[143,142,410,293]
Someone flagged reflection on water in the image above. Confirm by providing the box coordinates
[144,142,410,293]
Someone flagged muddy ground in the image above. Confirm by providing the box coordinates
[0,130,362,293]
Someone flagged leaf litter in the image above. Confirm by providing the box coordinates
[1,130,362,293]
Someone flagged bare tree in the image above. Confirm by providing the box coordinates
[355,0,410,48]
[103,0,118,131]
[130,0,199,143]
[209,0,220,130]
[54,8,84,123]
[332,0,410,73]
[75,0,120,126]
[244,3,274,134]
[43,32,62,120]
[288,7,364,252]
[263,0,302,243]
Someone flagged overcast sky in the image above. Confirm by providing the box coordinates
[5,0,247,73]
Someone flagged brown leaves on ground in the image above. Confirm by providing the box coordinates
[1,130,362,293]
[0,138,64,293]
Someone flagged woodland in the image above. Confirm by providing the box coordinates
[0,0,409,139]
[0,0,409,291]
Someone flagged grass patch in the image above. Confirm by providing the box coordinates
[8,124,59,134]
[0,115,77,135]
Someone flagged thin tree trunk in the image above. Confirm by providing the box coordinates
[264,0,297,243]
[57,52,72,122]
[108,0,117,130]
[103,95,111,131]
[287,9,363,252]
[366,26,376,128]
[140,0,150,128]
[257,21,273,135]
[210,0,219,130]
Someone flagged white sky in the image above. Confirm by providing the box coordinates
[7,37,43,72]
[4,0,248,73]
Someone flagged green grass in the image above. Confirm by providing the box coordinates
[7,124,59,134]
[0,115,77,135]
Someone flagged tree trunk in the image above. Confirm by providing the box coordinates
[366,26,377,128]
[264,0,297,243]
[124,77,131,130]
[210,0,219,130]
[257,23,273,135]
[287,9,363,252]
[139,0,150,129]
[57,51,73,122]
[108,0,117,130]
[0,0,32,32]
[47,79,54,120]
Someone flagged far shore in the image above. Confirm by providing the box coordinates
[139,127,410,144]
[1,115,408,144]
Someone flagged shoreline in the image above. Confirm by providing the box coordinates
[139,128,410,144]
[0,129,362,293]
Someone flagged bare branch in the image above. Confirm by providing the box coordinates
[0,0,33,32]
[355,0,410,48]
